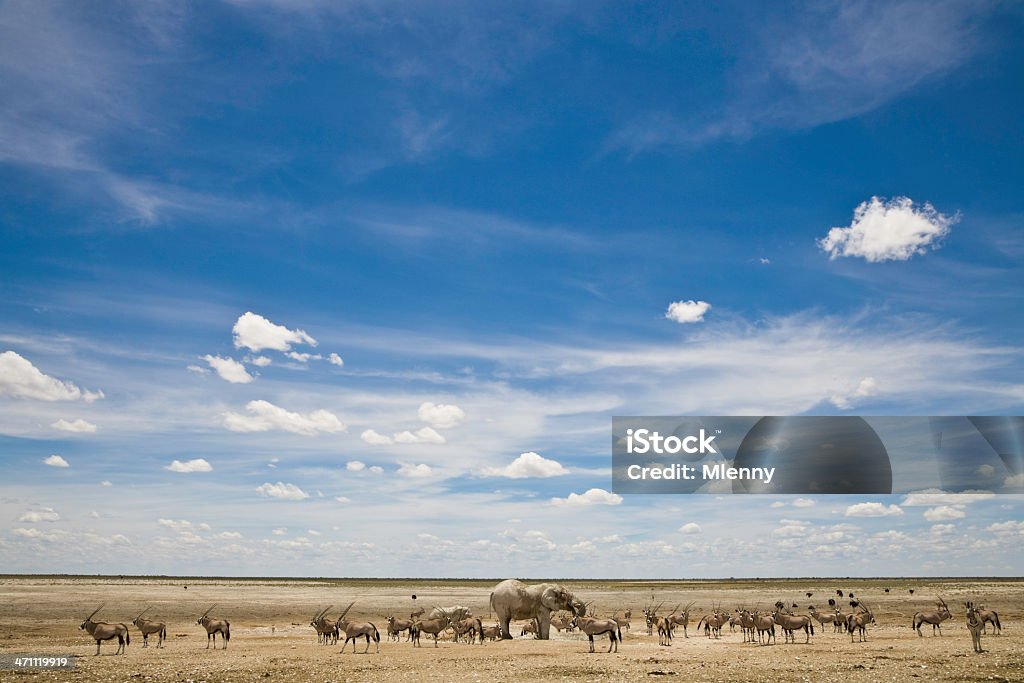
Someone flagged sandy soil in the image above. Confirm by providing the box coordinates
[0,577,1020,682]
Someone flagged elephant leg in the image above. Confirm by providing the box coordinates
[499,615,513,640]
[538,613,551,640]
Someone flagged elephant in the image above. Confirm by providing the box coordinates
[489,579,584,640]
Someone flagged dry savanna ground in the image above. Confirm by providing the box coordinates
[0,576,1020,683]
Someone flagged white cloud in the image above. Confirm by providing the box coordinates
[218,531,243,540]
[397,463,433,478]
[165,458,213,473]
[19,508,60,523]
[328,353,344,367]
[900,489,995,506]
[272,528,287,536]
[223,400,346,435]
[232,312,317,352]
[665,300,711,324]
[678,522,701,535]
[759,257,771,265]
[201,354,254,384]
[256,482,310,500]
[1005,473,1024,489]
[769,501,786,508]
[369,465,384,474]
[186,364,209,374]
[550,488,623,507]
[793,498,816,508]
[335,496,352,504]
[51,418,97,433]
[988,520,1024,535]
[829,376,878,409]
[818,196,956,262]
[361,429,393,445]
[286,351,321,362]
[307,529,321,536]
[100,480,112,487]
[43,454,70,468]
[249,355,272,367]
[346,460,367,471]
[482,452,569,479]
[0,351,103,401]
[418,401,465,428]
[845,502,903,517]
[976,464,995,477]
[158,519,193,532]
[923,505,966,521]
[930,523,955,535]
[393,427,446,444]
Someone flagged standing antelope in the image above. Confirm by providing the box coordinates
[656,615,673,646]
[666,602,694,638]
[481,624,501,641]
[452,617,484,644]
[772,602,814,644]
[697,605,729,639]
[747,610,776,645]
[310,605,337,645]
[974,604,1002,635]
[808,605,841,634]
[571,614,621,653]
[965,602,985,653]
[131,607,166,648]
[913,597,953,637]
[335,602,380,654]
[385,615,414,642]
[550,613,575,632]
[642,602,664,636]
[197,604,230,649]
[411,608,452,648]
[410,607,425,620]
[80,605,130,655]
[847,601,874,642]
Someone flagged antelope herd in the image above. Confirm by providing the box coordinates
[76,588,1005,657]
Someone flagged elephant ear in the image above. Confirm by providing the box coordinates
[540,586,565,609]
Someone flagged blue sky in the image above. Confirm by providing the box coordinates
[1,0,1022,577]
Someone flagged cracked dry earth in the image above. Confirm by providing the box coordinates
[0,577,1020,682]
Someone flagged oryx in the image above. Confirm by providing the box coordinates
[310,605,338,645]
[335,601,380,654]
[965,602,985,653]
[197,604,230,649]
[913,597,953,637]
[571,614,621,653]
[80,604,130,655]
[131,606,167,648]
[411,607,453,648]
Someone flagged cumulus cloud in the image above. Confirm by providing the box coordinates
[165,458,213,473]
[361,429,393,445]
[335,496,352,504]
[256,482,310,500]
[43,454,70,468]
[19,508,60,523]
[223,400,345,435]
[158,518,193,531]
[346,460,366,471]
[793,498,816,508]
[232,312,317,352]
[100,480,112,487]
[923,505,966,521]
[51,418,97,433]
[328,353,344,366]
[418,401,465,428]
[845,502,903,517]
[976,464,995,477]
[249,355,272,367]
[818,196,956,262]
[1005,473,1024,489]
[988,520,1024,535]
[369,465,384,474]
[482,452,569,479]
[397,463,433,478]
[829,376,878,409]
[272,528,287,536]
[286,351,321,362]
[550,488,623,507]
[393,427,446,444]
[201,354,254,383]
[900,489,995,506]
[0,351,103,402]
[678,522,701,534]
[186,364,209,374]
[665,300,711,324]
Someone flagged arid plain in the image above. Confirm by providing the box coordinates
[0,576,1020,682]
